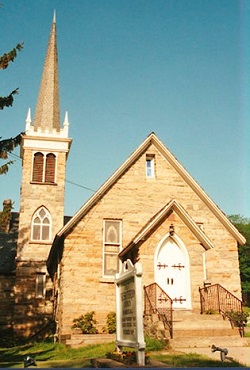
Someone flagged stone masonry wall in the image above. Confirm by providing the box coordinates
[17,149,66,260]
[57,145,241,338]
[14,145,66,338]
[0,274,15,332]
[14,261,53,338]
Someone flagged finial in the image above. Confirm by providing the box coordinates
[63,111,69,137]
[26,107,31,123]
[63,111,69,126]
[25,107,31,130]
[53,10,56,24]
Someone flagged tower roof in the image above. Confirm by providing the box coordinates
[33,13,60,132]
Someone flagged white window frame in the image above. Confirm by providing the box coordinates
[31,151,58,183]
[146,154,155,178]
[36,273,46,298]
[103,219,122,278]
[31,206,52,241]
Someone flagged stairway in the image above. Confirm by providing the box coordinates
[169,310,247,348]
[65,333,116,348]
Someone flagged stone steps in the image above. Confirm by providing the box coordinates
[148,310,246,349]
[170,335,248,348]
[169,311,245,348]
[173,327,240,338]
[66,333,116,348]
[65,312,245,349]
[173,313,232,330]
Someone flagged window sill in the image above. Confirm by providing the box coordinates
[30,181,57,186]
[29,241,52,245]
[99,277,115,283]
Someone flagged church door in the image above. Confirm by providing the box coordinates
[155,235,191,309]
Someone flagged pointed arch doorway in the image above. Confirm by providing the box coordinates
[155,234,191,309]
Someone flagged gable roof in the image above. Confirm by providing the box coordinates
[52,132,246,245]
[119,199,214,261]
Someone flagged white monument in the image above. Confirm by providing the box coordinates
[115,259,146,366]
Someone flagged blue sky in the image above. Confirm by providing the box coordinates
[1,0,250,218]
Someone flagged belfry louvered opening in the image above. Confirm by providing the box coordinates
[32,152,44,182]
[45,153,56,182]
[32,152,56,183]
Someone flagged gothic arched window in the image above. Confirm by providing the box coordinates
[31,207,52,241]
[32,152,56,183]
[103,219,122,277]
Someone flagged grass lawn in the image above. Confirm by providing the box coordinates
[150,352,245,368]
[0,341,115,368]
[0,339,246,368]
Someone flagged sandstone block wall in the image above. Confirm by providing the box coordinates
[55,145,241,338]
[14,261,53,337]
[18,149,66,260]
[0,274,15,331]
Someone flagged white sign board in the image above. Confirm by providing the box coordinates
[115,259,145,366]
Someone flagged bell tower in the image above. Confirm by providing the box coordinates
[14,13,72,338]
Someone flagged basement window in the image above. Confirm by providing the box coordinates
[36,273,46,298]
[146,154,155,177]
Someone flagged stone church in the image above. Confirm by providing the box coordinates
[0,16,246,345]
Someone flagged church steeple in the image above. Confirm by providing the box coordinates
[33,11,60,132]
[15,14,72,338]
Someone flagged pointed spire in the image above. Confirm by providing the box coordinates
[33,13,60,132]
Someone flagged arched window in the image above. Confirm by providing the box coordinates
[103,219,122,277]
[32,152,44,182]
[45,153,56,183]
[31,207,52,241]
[32,152,56,183]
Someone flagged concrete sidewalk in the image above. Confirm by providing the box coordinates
[178,346,250,367]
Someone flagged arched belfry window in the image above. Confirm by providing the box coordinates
[32,152,44,182]
[32,152,56,183]
[31,207,52,241]
[45,153,56,183]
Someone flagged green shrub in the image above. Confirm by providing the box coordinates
[72,311,98,334]
[145,335,166,351]
[225,310,249,327]
[106,312,116,334]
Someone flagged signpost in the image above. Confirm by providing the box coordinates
[115,259,145,366]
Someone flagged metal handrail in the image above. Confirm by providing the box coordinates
[144,283,173,338]
[199,283,244,336]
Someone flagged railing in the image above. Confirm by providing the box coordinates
[144,283,173,338]
[199,283,244,336]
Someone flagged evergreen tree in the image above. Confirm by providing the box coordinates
[0,43,24,174]
[229,215,250,305]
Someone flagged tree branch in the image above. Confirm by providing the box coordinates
[0,43,23,70]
